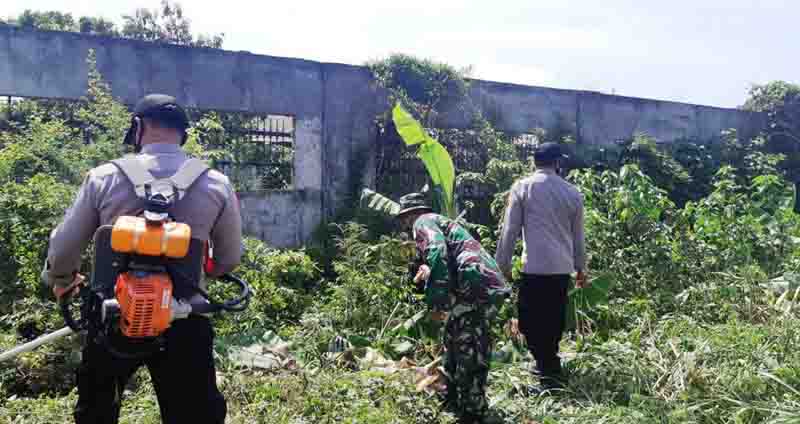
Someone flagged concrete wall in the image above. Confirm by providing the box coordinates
[0,25,384,248]
[0,25,766,248]
[462,80,765,144]
[239,190,320,248]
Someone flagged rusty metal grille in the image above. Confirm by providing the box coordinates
[375,127,541,224]
[376,128,491,196]
[514,133,540,163]
[377,129,538,193]
[0,96,88,140]
[0,96,12,126]
[202,113,295,192]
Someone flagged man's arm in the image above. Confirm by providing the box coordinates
[414,220,450,312]
[495,184,524,275]
[208,184,243,276]
[573,194,586,272]
[574,194,587,287]
[45,174,100,288]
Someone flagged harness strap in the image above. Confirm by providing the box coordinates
[111,157,209,202]
[168,158,210,198]
[111,156,156,200]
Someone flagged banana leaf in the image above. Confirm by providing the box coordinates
[360,188,400,215]
[392,104,433,146]
[392,104,456,218]
[564,273,614,330]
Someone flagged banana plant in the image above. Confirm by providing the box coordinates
[392,104,457,218]
[360,189,400,215]
[358,104,458,219]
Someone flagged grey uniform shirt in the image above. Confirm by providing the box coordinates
[495,168,586,275]
[46,143,243,287]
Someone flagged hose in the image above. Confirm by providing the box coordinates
[218,273,251,312]
[59,288,89,332]
[187,273,251,314]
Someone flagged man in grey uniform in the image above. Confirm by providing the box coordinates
[495,142,586,391]
[43,94,242,424]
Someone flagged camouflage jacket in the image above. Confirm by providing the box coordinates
[413,213,511,312]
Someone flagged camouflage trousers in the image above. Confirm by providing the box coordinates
[443,306,494,417]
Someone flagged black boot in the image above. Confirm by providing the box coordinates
[540,373,566,391]
[457,412,484,424]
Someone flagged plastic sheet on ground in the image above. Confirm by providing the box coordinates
[414,362,447,394]
[227,330,296,370]
[353,347,447,394]
[765,272,800,295]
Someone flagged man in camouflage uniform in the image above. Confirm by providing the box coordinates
[397,193,510,422]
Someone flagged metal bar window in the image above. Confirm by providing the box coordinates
[513,133,542,162]
[201,112,295,192]
[0,99,296,191]
[375,126,549,226]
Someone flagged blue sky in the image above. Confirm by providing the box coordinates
[4,0,797,108]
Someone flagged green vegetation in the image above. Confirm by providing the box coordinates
[392,104,457,218]
[4,1,224,48]
[1,47,800,424]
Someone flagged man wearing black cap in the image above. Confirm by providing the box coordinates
[43,94,242,423]
[121,93,191,150]
[495,142,587,391]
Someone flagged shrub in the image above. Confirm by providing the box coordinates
[0,175,77,300]
[322,224,417,336]
[211,238,320,338]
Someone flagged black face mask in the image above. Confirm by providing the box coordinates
[133,118,143,153]
[123,116,144,153]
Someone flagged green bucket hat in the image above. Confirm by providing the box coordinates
[395,193,434,218]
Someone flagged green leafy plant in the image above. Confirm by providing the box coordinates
[565,273,614,331]
[359,188,400,216]
[392,103,457,218]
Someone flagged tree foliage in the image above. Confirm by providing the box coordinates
[15,10,77,32]
[122,0,224,48]
[368,54,471,128]
[8,1,223,48]
[11,10,118,37]
[78,16,119,37]
[742,81,800,210]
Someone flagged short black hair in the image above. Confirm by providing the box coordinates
[142,115,187,132]
[533,142,567,164]
[534,157,559,168]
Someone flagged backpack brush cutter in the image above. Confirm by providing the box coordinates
[1,157,252,361]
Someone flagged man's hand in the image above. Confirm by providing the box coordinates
[414,265,431,284]
[430,310,448,322]
[53,274,85,300]
[575,270,589,289]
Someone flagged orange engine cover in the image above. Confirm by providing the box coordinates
[115,271,173,338]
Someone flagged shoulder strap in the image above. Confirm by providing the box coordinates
[111,156,156,200]
[111,157,210,205]
[169,158,210,198]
